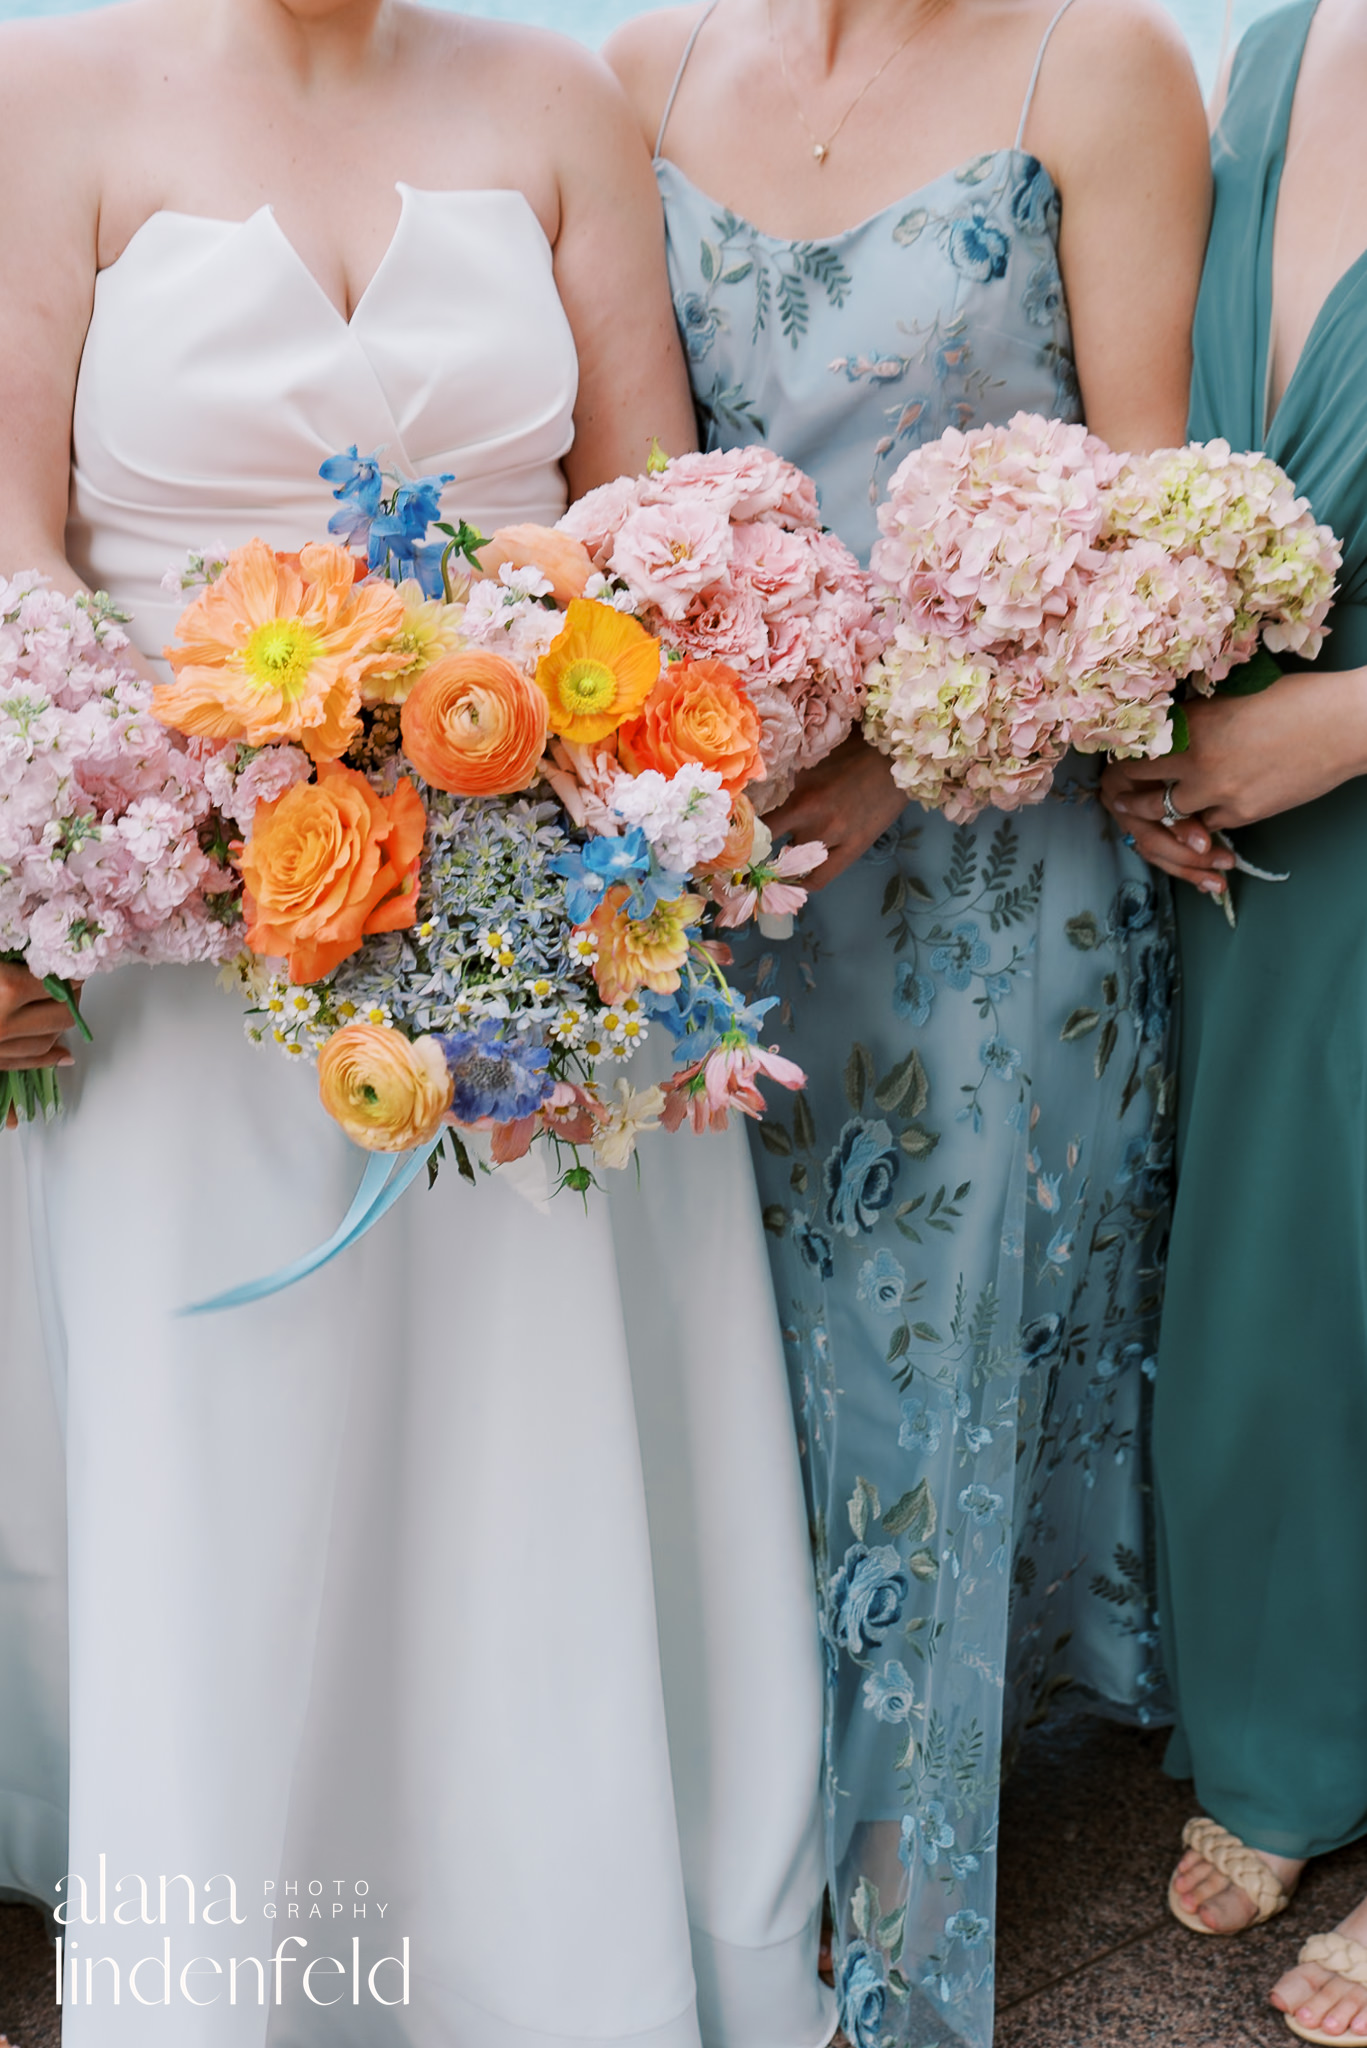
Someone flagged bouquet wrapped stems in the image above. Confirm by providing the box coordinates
[0,959,90,1125]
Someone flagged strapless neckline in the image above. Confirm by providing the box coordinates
[654,147,1052,251]
[105,182,550,330]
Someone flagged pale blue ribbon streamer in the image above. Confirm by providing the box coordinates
[179,1146,430,1316]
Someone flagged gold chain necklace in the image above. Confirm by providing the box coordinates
[768,0,953,164]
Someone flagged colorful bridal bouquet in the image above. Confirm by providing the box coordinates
[147,445,879,1189]
[861,412,1341,823]
[0,573,240,1124]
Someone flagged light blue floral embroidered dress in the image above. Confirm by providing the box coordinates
[657,10,1173,2045]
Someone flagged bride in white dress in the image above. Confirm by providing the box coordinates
[0,5,833,2044]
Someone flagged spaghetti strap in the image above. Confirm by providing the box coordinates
[655,0,722,160]
[1014,0,1081,150]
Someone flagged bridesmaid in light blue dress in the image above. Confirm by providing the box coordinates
[612,3,1208,2041]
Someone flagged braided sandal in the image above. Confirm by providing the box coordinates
[1168,1815,1295,1934]
[1284,1932,1367,2044]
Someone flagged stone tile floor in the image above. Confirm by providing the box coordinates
[3,1707,1365,2046]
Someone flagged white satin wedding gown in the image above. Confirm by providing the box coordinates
[4,185,833,2048]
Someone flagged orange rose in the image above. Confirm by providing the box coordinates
[476,525,595,605]
[399,651,548,797]
[238,761,427,984]
[617,658,764,795]
[317,1024,453,1152]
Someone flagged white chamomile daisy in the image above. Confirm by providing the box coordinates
[581,1033,607,1062]
[361,1002,392,1029]
[617,1013,648,1053]
[567,930,599,966]
[478,927,515,966]
[525,976,555,1004]
[285,988,319,1020]
[551,1005,585,1047]
[334,998,359,1022]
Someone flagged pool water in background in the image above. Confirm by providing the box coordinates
[0,0,1277,89]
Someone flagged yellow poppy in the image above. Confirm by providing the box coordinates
[534,598,661,745]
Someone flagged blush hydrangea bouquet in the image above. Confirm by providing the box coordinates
[861,412,1341,823]
[148,445,876,1215]
[0,572,241,1125]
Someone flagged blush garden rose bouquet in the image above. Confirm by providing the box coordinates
[861,412,1341,823]
[0,573,241,1125]
[149,446,879,1218]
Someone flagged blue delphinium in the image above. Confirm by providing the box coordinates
[548,827,688,926]
[320,446,386,549]
[367,474,456,594]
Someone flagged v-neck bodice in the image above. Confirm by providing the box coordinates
[67,183,579,660]
[1191,0,1367,666]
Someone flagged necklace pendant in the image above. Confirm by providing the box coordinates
[812,141,829,163]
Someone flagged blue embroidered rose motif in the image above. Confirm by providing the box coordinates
[676,290,721,363]
[1010,158,1056,236]
[837,1940,889,2048]
[1107,878,1156,940]
[1022,259,1065,328]
[823,1117,901,1235]
[862,1658,917,1722]
[946,207,1010,282]
[830,1542,910,1654]
[1021,1311,1064,1361]
[929,919,990,990]
[793,1214,835,1279]
[858,1247,907,1314]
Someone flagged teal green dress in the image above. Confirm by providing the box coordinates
[1156,0,1367,1860]
[658,6,1174,2041]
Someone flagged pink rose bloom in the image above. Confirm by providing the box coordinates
[730,520,817,614]
[671,581,771,669]
[609,502,734,621]
[557,475,646,563]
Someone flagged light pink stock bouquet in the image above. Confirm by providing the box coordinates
[861,412,1341,823]
[557,445,885,813]
[0,573,240,1119]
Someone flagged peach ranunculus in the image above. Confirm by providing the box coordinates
[535,599,662,746]
[156,540,404,761]
[617,657,764,795]
[400,651,548,796]
[363,580,469,706]
[585,882,705,1003]
[238,760,427,984]
[476,525,595,606]
[695,792,760,880]
[317,1023,453,1152]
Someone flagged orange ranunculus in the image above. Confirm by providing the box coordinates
[155,540,405,761]
[586,883,706,1004]
[238,761,427,984]
[317,1024,453,1152]
[617,657,764,795]
[400,651,548,796]
[535,599,661,746]
[476,525,595,606]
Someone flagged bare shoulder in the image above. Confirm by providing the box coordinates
[418,8,631,116]
[1041,0,1204,125]
[0,1,162,181]
[603,4,707,139]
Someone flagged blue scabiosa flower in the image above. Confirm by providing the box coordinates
[898,1398,942,1456]
[829,1542,909,1655]
[857,1248,907,1316]
[862,1658,917,1724]
[892,962,934,1025]
[837,1941,889,2048]
[823,1118,900,1237]
[929,918,991,990]
[436,1020,553,1123]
